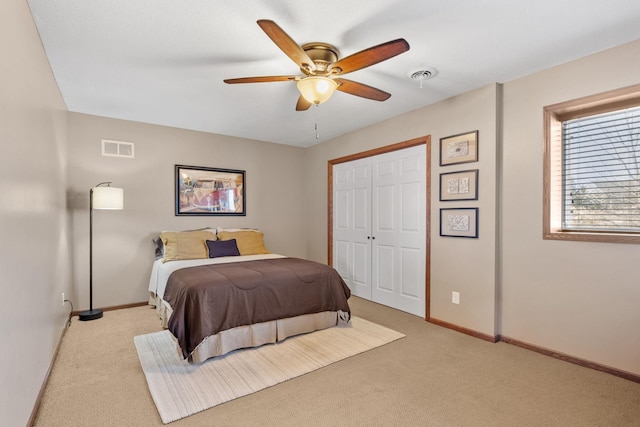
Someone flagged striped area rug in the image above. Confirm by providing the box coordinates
[134,317,404,424]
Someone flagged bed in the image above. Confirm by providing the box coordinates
[148,228,351,363]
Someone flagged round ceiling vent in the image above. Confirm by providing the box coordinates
[407,67,438,81]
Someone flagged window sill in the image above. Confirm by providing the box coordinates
[544,230,640,244]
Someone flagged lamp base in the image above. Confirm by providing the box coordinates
[78,309,103,321]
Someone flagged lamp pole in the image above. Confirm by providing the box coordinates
[89,186,95,311]
[78,182,113,321]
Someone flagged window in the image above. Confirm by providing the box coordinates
[544,84,640,243]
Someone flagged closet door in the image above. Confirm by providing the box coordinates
[333,157,372,299]
[371,145,426,317]
[333,144,426,317]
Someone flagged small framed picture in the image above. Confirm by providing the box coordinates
[439,130,478,166]
[175,165,246,216]
[439,169,478,201]
[440,208,478,238]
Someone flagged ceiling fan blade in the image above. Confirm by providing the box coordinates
[335,78,391,101]
[257,20,316,72]
[224,75,298,84]
[330,39,409,75]
[296,96,312,111]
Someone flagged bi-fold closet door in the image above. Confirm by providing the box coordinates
[333,144,426,317]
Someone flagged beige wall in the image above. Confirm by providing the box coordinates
[0,1,70,426]
[501,39,640,376]
[66,113,307,309]
[305,84,500,337]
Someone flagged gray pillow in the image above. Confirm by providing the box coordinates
[153,237,164,260]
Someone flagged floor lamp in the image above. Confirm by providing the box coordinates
[78,182,124,321]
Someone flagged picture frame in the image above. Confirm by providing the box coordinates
[439,130,479,166]
[439,169,479,201]
[440,208,478,238]
[175,164,245,216]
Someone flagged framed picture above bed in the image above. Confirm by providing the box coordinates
[175,164,246,216]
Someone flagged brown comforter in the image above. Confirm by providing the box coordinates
[164,257,351,359]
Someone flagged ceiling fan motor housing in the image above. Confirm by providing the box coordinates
[301,43,340,74]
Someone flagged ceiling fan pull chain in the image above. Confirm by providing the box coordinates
[314,104,320,140]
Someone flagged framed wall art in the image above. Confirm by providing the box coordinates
[175,164,246,216]
[439,130,478,166]
[440,208,478,238]
[439,169,478,201]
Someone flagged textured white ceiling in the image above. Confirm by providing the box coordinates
[27,0,640,147]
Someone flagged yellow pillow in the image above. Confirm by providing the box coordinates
[217,230,269,255]
[160,230,215,262]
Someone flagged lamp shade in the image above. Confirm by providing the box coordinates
[92,186,124,210]
[296,76,338,105]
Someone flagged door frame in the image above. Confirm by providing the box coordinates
[327,136,431,320]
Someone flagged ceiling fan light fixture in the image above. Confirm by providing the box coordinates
[296,76,338,105]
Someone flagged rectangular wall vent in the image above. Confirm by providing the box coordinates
[101,139,135,158]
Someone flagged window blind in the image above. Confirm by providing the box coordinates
[562,106,640,231]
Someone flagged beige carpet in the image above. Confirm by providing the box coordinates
[33,298,640,427]
[134,317,404,424]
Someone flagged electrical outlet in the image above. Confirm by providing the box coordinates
[61,292,65,305]
[452,291,460,304]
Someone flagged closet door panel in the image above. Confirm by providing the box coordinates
[333,159,372,299]
[375,185,395,230]
[351,241,370,296]
[372,243,396,310]
[401,181,421,231]
[334,182,351,282]
[395,145,426,316]
[371,150,398,264]
[334,240,351,282]
[373,145,426,316]
[353,187,369,231]
[400,247,422,298]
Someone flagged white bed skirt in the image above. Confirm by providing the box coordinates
[148,293,349,363]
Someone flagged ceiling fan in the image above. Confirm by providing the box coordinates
[224,20,410,111]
